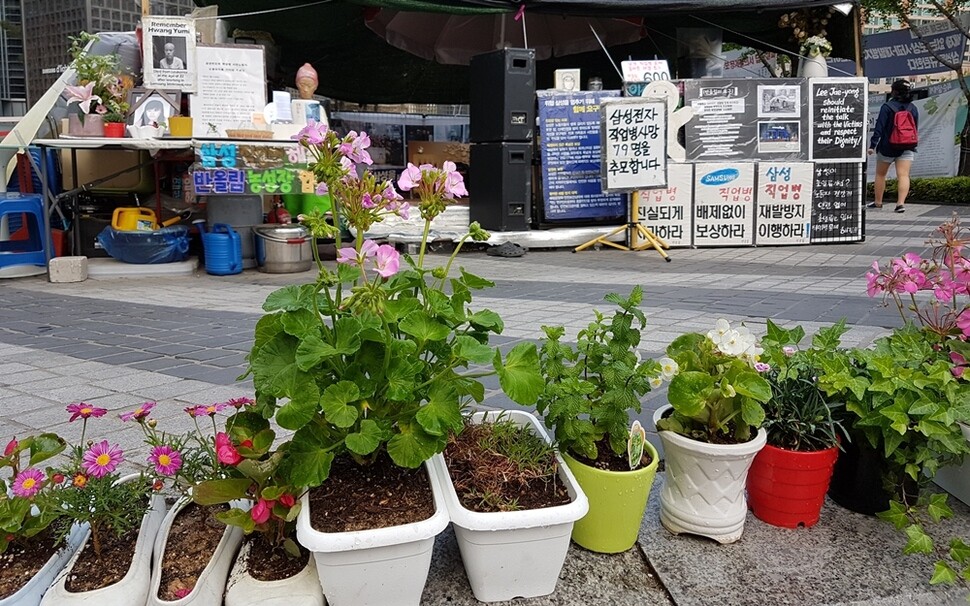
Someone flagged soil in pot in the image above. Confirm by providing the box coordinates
[571,438,651,472]
[0,530,60,599]
[308,453,434,532]
[444,422,570,512]
[156,503,229,601]
[64,527,139,592]
[236,534,309,583]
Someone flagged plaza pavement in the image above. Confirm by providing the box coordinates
[0,203,969,604]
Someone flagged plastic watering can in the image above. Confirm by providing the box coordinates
[201,223,243,276]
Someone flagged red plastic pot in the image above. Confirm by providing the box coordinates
[746,443,839,528]
[104,122,126,138]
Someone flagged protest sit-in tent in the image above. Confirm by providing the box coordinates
[194,0,860,104]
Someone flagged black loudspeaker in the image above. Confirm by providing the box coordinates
[469,48,536,143]
[469,142,532,232]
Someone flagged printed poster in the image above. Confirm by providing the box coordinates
[191,45,267,138]
[142,16,197,91]
[755,162,813,245]
[693,162,755,247]
[636,162,693,247]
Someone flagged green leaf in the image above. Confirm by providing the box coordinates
[263,284,317,312]
[27,433,66,466]
[732,372,772,402]
[929,561,958,585]
[345,419,384,456]
[279,428,336,487]
[216,507,256,534]
[927,493,954,523]
[295,318,362,370]
[415,384,463,436]
[236,451,283,485]
[495,343,544,405]
[385,298,421,322]
[950,539,970,564]
[281,308,321,339]
[454,335,495,364]
[459,267,494,289]
[320,381,360,428]
[468,310,504,332]
[193,479,253,505]
[903,524,934,555]
[387,423,437,468]
[399,311,451,342]
[667,371,715,417]
[252,333,302,396]
[276,385,321,430]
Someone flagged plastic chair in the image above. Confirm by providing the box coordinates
[0,194,47,270]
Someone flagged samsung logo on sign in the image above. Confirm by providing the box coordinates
[700,169,739,185]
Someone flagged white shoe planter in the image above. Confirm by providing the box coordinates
[654,405,766,544]
[41,475,166,605]
[147,497,244,606]
[295,458,449,606]
[430,410,588,603]
[933,423,970,506]
[0,524,87,606]
[223,538,324,606]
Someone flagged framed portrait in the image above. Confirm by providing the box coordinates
[142,16,197,91]
[127,89,181,127]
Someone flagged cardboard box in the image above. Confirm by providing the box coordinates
[60,150,155,194]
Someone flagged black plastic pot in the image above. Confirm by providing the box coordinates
[827,433,917,516]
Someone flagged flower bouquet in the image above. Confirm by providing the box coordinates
[800,35,832,58]
[61,33,131,137]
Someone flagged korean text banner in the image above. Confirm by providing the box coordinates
[863,20,968,79]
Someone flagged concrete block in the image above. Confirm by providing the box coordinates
[48,256,88,283]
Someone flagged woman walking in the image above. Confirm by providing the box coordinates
[868,79,918,213]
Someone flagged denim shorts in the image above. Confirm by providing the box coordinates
[877,150,916,163]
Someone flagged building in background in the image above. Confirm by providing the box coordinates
[19,0,195,111]
[0,0,26,116]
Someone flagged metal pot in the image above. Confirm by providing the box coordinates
[253,224,313,273]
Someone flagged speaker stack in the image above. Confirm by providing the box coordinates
[468,48,536,232]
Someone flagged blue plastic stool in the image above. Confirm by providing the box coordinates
[0,194,47,271]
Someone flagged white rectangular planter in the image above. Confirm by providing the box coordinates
[933,423,970,507]
[430,410,589,603]
[295,459,449,606]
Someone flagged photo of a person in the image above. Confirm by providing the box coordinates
[155,38,186,70]
[128,91,179,128]
[140,99,165,126]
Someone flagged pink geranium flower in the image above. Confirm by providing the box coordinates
[66,402,107,422]
[373,244,401,278]
[397,163,423,191]
[294,119,328,146]
[339,131,373,165]
[82,441,123,478]
[148,445,183,476]
[12,468,44,498]
[119,401,155,422]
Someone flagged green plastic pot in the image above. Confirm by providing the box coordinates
[562,440,660,553]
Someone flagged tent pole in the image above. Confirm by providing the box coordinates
[142,0,150,17]
[853,6,862,76]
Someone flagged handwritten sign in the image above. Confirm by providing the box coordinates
[755,162,813,245]
[600,97,667,192]
[693,162,755,247]
[810,163,863,243]
[193,142,316,196]
[636,162,693,247]
[536,90,626,223]
[622,60,671,83]
[810,78,868,162]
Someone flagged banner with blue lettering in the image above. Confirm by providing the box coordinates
[863,20,969,78]
[693,162,755,246]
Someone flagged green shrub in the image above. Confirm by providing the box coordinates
[865,176,970,204]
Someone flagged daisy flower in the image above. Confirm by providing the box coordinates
[119,401,156,422]
[226,397,254,409]
[12,468,44,498]
[66,402,107,422]
[82,441,123,478]
[196,402,228,417]
[148,445,182,476]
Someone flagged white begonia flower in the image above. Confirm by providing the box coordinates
[706,318,732,343]
[717,329,747,356]
[649,376,663,389]
[659,356,679,380]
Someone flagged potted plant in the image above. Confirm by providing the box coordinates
[246,122,543,606]
[745,320,849,529]
[116,400,245,606]
[535,286,663,554]
[193,406,323,606]
[429,409,588,601]
[40,403,166,605]
[61,33,129,138]
[0,433,88,606]
[654,318,772,544]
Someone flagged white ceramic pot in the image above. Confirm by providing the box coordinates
[933,422,970,506]
[653,405,766,544]
[0,524,87,606]
[798,54,828,78]
[127,125,165,139]
[223,538,323,606]
[40,475,166,605]
[295,458,449,606]
[430,410,588,602]
[147,497,244,606]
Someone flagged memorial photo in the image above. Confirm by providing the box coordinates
[154,37,186,70]
[758,85,800,118]
[758,121,800,153]
[128,89,181,127]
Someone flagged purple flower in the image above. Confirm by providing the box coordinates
[373,245,401,278]
[361,193,376,209]
[397,163,422,191]
[336,246,359,265]
[119,401,155,422]
[148,445,183,476]
[396,202,411,220]
[227,397,254,409]
[294,120,328,145]
[12,468,44,498]
[382,183,402,202]
[782,346,796,357]
[314,181,329,196]
[339,131,373,165]
[754,362,771,373]
[196,402,229,417]
[82,441,124,478]
[442,161,468,198]
[66,403,107,423]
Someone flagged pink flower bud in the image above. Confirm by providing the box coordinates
[3,438,16,457]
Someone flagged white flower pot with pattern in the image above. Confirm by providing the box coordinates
[654,405,766,544]
[0,523,87,606]
[295,457,449,606]
[430,410,588,602]
[223,538,323,606]
[147,497,244,606]
[40,475,166,605]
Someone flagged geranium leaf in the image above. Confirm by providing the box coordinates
[253,334,303,397]
[276,385,320,430]
[336,263,359,284]
[387,424,437,468]
[345,419,384,455]
[454,335,495,364]
[468,310,504,332]
[320,381,360,428]
[415,385,462,436]
[459,268,494,289]
[281,308,321,339]
[279,429,335,487]
[495,343,544,405]
[263,284,317,312]
[399,311,451,342]
[385,298,420,322]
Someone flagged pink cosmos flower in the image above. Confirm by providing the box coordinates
[3,438,17,457]
[215,433,241,466]
[66,403,107,423]
[148,445,183,476]
[12,468,44,498]
[251,498,275,524]
[372,244,401,278]
[119,401,155,422]
[294,120,328,145]
[397,163,423,191]
[82,441,123,478]
[62,82,102,114]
